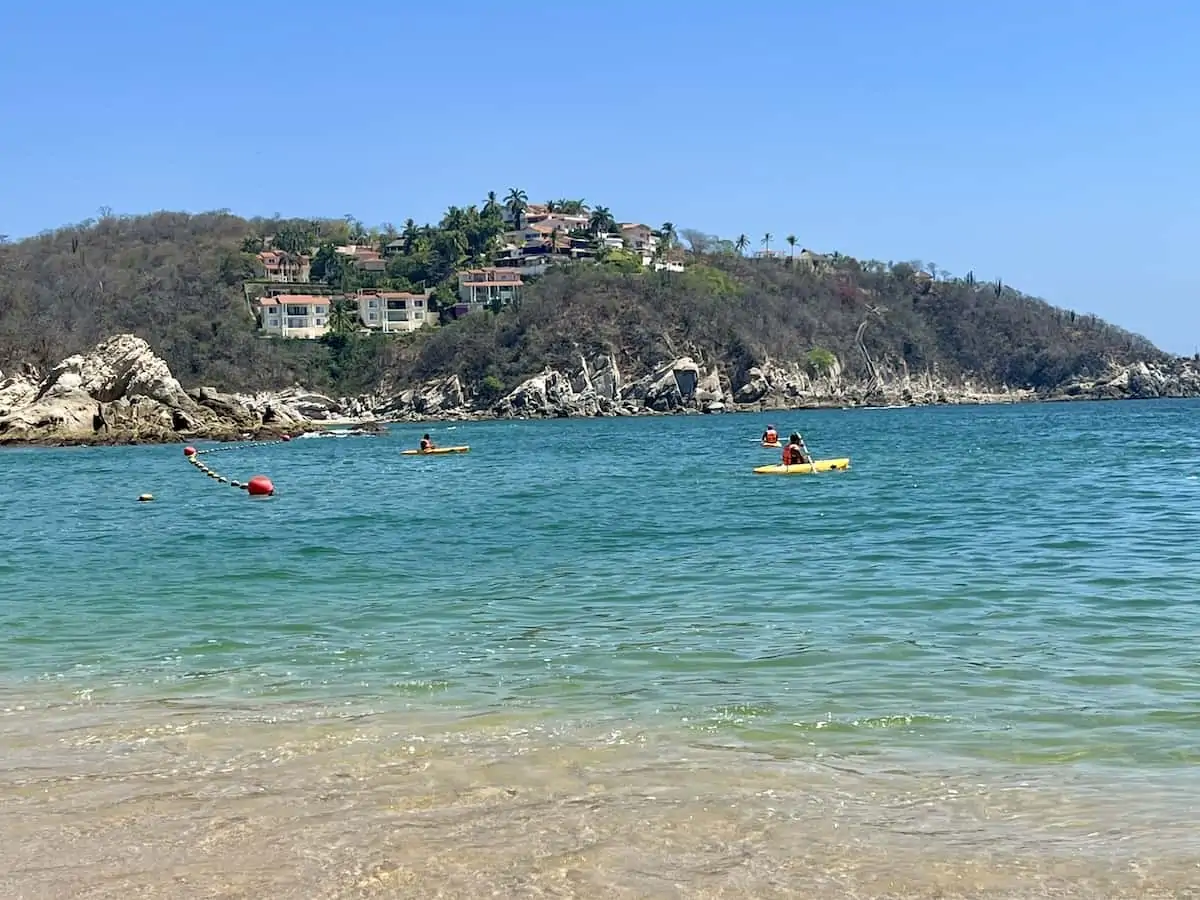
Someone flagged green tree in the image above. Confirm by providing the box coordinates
[328,297,358,335]
[761,233,772,255]
[505,188,528,229]
[805,347,838,377]
[309,243,346,285]
[589,206,615,236]
[735,234,750,255]
[786,234,797,264]
[660,222,676,251]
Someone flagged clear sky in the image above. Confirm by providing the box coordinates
[1,1,1197,352]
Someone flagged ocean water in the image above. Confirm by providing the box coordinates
[2,400,1200,898]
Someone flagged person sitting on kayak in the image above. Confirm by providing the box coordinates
[419,433,436,451]
[761,425,778,445]
[783,432,811,466]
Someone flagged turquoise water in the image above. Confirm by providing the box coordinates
[4,401,1200,766]
[4,401,1200,896]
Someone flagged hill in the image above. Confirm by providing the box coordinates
[0,209,1169,403]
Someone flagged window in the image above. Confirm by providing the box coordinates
[368,299,378,308]
[368,312,378,322]
[414,299,424,307]
[316,306,327,315]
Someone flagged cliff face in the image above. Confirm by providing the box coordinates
[348,352,1200,422]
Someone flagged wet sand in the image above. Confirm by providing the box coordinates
[3,699,1197,899]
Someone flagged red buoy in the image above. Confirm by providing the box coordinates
[247,475,275,497]
[183,446,197,457]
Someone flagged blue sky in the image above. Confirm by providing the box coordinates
[1,1,1197,352]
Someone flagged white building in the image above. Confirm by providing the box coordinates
[355,290,433,333]
[619,223,659,255]
[256,294,330,339]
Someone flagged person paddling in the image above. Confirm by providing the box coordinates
[419,433,436,452]
[761,425,779,445]
[782,432,811,466]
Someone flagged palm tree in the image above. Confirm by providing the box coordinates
[735,234,749,255]
[545,200,559,213]
[482,191,501,217]
[660,222,676,251]
[505,188,528,229]
[589,206,615,236]
[401,219,419,254]
[549,226,561,255]
[761,233,773,255]
[786,234,797,264]
[442,205,468,232]
[327,298,358,335]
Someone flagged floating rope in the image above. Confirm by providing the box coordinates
[183,439,284,496]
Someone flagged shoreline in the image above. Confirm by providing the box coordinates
[0,390,1191,448]
[3,693,1196,898]
[3,389,1197,449]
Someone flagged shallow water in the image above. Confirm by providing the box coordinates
[3,401,1200,897]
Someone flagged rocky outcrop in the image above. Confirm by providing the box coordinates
[0,335,326,446]
[1050,359,1200,401]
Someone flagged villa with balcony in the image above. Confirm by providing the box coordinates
[257,250,310,283]
[256,294,329,339]
[618,223,659,256]
[454,268,523,315]
[355,289,435,333]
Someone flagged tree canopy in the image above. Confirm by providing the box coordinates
[0,208,1165,399]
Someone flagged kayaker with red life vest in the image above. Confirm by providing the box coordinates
[419,433,436,451]
[761,425,779,445]
[783,432,811,466]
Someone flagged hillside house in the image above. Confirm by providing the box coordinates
[256,294,329,339]
[619,223,659,255]
[455,267,523,315]
[355,289,434,333]
[257,250,310,283]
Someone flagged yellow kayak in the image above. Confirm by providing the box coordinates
[401,445,470,456]
[753,457,850,475]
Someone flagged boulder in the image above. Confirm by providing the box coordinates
[0,372,38,416]
[628,357,702,411]
[413,375,465,414]
[494,368,576,417]
[0,334,317,445]
[733,366,772,403]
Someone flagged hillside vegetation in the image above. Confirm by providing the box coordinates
[0,210,1165,398]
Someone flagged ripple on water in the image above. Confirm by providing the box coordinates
[3,403,1200,894]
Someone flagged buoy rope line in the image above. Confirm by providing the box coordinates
[182,439,284,497]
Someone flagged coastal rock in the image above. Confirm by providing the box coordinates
[695,366,725,405]
[0,371,37,416]
[413,375,466,414]
[0,334,317,446]
[588,354,623,400]
[733,366,772,403]
[494,368,577,417]
[625,357,703,411]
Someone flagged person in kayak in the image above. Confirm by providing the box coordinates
[783,432,811,466]
[761,425,779,445]
[419,433,436,451]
